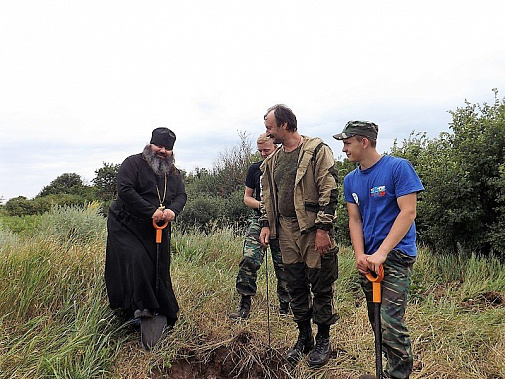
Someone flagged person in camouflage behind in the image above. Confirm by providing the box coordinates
[334,121,424,379]
[229,133,290,319]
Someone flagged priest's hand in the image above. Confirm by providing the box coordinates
[152,209,164,223]
[162,209,176,222]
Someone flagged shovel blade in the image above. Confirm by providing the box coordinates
[141,314,167,350]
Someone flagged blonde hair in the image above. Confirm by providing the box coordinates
[257,133,272,145]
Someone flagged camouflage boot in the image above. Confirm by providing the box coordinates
[229,295,251,319]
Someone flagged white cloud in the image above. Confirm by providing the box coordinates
[1,0,504,201]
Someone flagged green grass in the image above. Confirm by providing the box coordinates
[0,210,504,378]
[0,213,42,235]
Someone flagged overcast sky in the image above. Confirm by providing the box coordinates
[1,1,504,202]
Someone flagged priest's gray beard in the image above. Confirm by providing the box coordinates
[142,145,176,176]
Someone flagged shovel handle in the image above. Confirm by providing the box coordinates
[153,219,168,243]
[365,265,384,303]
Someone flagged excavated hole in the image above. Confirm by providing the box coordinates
[163,331,290,378]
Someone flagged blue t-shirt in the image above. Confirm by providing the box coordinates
[343,155,424,257]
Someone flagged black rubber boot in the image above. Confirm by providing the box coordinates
[229,295,251,319]
[286,320,314,366]
[307,324,332,368]
[279,301,290,315]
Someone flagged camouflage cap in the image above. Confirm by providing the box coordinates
[333,120,379,140]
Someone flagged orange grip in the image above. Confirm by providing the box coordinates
[153,219,168,243]
[365,265,384,303]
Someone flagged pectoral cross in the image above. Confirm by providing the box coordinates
[158,205,165,211]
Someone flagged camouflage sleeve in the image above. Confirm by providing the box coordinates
[314,144,338,229]
[258,160,269,228]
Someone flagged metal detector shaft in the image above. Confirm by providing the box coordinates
[264,247,271,348]
[366,265,384,379]
[153,219,169,297]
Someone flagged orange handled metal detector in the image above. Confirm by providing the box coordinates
[365,265,384,379]
[153,219,168,297]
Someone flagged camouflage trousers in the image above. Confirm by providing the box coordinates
[278,216,339,326]
[235,216,290,306]
[360,250,416,379]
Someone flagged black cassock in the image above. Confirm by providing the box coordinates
[105,153,187,324]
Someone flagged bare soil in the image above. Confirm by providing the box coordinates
[462,290,504,311]
[164,331,289,378]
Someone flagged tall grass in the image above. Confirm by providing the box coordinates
[0,205,123,378]
[1,208,504,378]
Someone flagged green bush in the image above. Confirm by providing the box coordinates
[39,202,106,245]
[0,214,42,235]
[333,160,357,246]
[5,191,97,217]
[488,163,505,253]
[178,195,223,230]
[5,196,38,216]
[391,90,505,256]
[219,189,250,227]
[181,132,255,231]
[92,162,120,217]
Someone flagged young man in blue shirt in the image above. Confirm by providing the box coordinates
[334,121,424,379]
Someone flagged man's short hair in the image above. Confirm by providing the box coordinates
[264,104,297,131]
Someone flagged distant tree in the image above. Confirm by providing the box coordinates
[184,167,220,198]
[91,162,120,215]
[5,196,38,216]
[333,159,357,246]
[391,89,505,256]
[211,131,255,197]
[92,162,120,202]
[182,131,255,230]
[178,194,223,230]
[33,193,87,213]
[38,173,89,197]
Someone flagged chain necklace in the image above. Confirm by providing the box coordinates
[155,174,167,211]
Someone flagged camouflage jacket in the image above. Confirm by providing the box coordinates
[259,136,338,238]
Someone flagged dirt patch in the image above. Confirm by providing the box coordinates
[431,280,463,300]
[164,331,290,378]
[462,291,504,311]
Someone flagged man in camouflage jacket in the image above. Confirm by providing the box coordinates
[259,104,339,368]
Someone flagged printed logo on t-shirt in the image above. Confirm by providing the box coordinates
[370,185,386,197]
[352,192,359,205]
